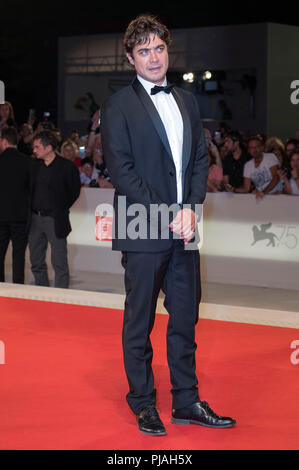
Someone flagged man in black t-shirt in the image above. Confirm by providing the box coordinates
[222,132,251,190]
[29,131,81,288]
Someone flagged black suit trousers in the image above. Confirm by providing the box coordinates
[121,240,201,414]
[0,221,28,284]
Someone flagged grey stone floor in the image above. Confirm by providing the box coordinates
[68,270,299,312]
[3,263,299,313]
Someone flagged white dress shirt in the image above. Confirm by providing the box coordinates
[137,75,184,204]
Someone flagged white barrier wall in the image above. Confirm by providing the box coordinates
[68,188,299,291]
[201,192,299,290]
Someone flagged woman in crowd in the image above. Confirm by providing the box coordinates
[278,150,299,195]
[61,139,82,167]
[207,148,223,192]
[265,136,289,171]
[0,101,17,131]
[285,138,299,158]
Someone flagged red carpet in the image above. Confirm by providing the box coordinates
[0,296,298,450]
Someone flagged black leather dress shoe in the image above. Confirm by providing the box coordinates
[172,401,236,428]
[137,405,167,436]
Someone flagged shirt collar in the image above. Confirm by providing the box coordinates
[137,75,167,96]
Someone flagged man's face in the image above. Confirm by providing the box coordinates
[82,163,93,178]
[0,104,10,120]
[71,132,80,144]
[21,124,33,138]
[286,143,296,157]
[290,153,299,170]
[247,140,263,160]
[223,137,234,152]
[54,131,62,142]
[33,139,52,160]
[127,33,168,85]
[63,144,75,161]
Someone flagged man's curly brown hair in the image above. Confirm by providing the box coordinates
[123,14,171,59]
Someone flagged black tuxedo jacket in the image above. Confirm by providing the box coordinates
[30,154,81,238]
[101,77,208,252]
[0,147,31,222]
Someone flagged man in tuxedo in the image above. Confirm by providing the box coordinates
[29,130,81,288]
[101,14,236,436]
[0,126,31,283]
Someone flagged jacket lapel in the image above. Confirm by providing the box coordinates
[132,78,173,161]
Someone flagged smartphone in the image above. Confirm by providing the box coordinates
[43,111,50,120]
[79,146,86,157]
[214,131,222,144]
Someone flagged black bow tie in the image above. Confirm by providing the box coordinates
[151,84,174,95]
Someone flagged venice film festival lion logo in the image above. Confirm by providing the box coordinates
[251,222,298,249]
[251,223,277,247]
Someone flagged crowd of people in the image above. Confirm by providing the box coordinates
[1,100,298,197]
[205,125,299,197]
[0,90,298,290]
[0,101,113,190]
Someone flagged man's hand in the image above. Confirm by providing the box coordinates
[224,183,234,192]
[91,110,100,130]
[277,168,284,178]
[169,208,197,244]
[97,176,114,188]
[255,190,265,200]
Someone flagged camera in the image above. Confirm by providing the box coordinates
[42,111,52,129]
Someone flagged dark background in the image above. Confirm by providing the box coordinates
[1,0,299,126]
